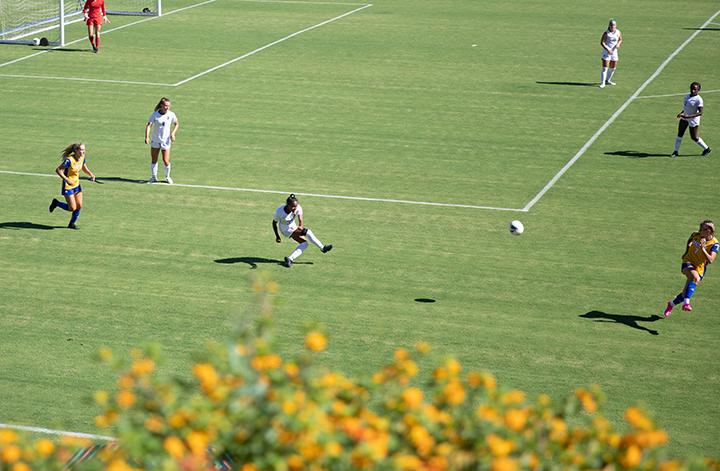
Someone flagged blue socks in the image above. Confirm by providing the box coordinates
[69,209,81,225]
[57,200,69,211]
[673,280,697,305]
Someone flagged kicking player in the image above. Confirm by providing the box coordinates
[49,143,96,229]
[599,19,622,88]
[664,220,718,317]
[273,194,332,268]
[145,97,179,184]
[672,82,712,157]
[83,0,109,53]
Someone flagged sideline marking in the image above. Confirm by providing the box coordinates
[0,170,524,212]
[0,73,171,86]
[0,423,114,441]
[0,0,217,70]
[521,9,720,212]
[173,3,372,86]
[636,88,720,100]
[236,0,367,4]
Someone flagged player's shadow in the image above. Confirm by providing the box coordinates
[682,27,720,31]
[580,310,662,336]
[95,176,148,184]
[604,150,670,158]
[215,257,313,269]
[0,221,58,230]
[536,81,597,87]
[35,47,89,52]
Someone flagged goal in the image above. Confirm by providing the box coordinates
[0,0,162,46]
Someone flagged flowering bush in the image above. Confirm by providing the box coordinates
[1,274,718,470]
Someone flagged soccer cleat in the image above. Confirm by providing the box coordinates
[321,244,333,254]
[283,256,293,268]
[166,177,174,185]
[682,303,692,312]
[92,45,98,53]
[599,83,606,89]
[701,147,712,157]
[671,151,679,157]
[68,223,78,230]
[148,176,158,184]
[606,80,616,86]
[663,301,674,318]
[49,199,58,213]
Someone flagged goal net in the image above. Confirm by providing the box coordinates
[0,0,161,46]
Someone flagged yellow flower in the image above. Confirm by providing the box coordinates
[501,390,525,405]
[93,390,109,406]
[12,463,31,471]
[550,418,567,443]
[402,387,424,409]
[187,430,209,455]
[251,354,282,371]
[144,415,164,434]
[634,430,668,447]
[621,444,642,468]
[446,358,461,376]
[0,430,18,445]
[415,342,431,353]
[504,408,528,432]
[486,434,513,457]
[477,405,501,424]
[410,425,435,456]
[537,394,551,407]
[163,436,185,459]
[131,358,155,377]
[492,457,518,471]
[625,406,653,431]
[284,363,299,378]
[106,459,135,471]
[35,439,55,457]
[443,380,466,405]
[401,360,418,377]
[117,375,134,390]
[117,390,136,409]
[241,465,257,471]
[394,454,422,470]
[98,346,113,362]
[575,388,597,413]
[305,331,327,352]
[193,363,219,392]
[287,454,304,470]
[659,460,682,471]
[1,445,21,463]
[394,348,410,361]
[326,441,343,457]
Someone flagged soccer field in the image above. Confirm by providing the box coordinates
[1,0,719,459]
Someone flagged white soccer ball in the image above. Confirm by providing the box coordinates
[509,220,524,235]
[32,38,40,46]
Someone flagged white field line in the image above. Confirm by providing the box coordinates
[0,0,216,70]
[0,170,524,211]
[521,8,720,212]
[636,88,720,100]
[236,0,367,4]
[0,73,171,86]
[0,423,114,441]
[173,3,372,86]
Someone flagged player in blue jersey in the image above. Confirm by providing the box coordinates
[664,220,718,317]
[49,143,96,229]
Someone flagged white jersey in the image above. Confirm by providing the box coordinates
[683,94,703,117]
[603,29,621,51]
[274,204,303,237]
[148,110,177,142]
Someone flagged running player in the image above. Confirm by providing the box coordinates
[664,220,718,317]
[672,82,712,157]
[83,0,109,53]
[599,19,622,88]
[49,143,96,230]
[273,194,333,268]
[145,97,179,184]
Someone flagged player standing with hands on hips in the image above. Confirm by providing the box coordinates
[273,194,333,268]
[145,97,179,184]
[49,143,96,229]
[83,0,109,53]
[672,82,712,157]
[599,19,622,88]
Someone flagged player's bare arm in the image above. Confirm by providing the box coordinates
[273,221,281,243]
[145,122,152,144]
[82,163,96,181]
[171,120,179,142]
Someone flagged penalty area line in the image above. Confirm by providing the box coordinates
[521,8,720,212]
[636,88,720,100]
[173,3,373,86]
[0,170,524,212]
[0,73,171,86]
[0,423,114,442]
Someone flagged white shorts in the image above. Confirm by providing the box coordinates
[151,137,172,150]
[601,50,618,62]
[683,117,701,128]
[279,224,297,238]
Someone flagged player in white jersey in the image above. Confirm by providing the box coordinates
[273,194,333,268]
[672,82,711,157]
[599,19,622,88]
[145,97,180,184]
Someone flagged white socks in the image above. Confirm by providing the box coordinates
[696,138,708,150]
[165,163,172,179]
[289,242,308,261]
[304,229,324,249]
[600,67,608,85]
[606,67,615,82]
[675,137,683,152]
[150,163,158,179]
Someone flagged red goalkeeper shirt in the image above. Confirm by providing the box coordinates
[83,0,106,19]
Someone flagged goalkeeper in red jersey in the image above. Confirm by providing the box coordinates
[83,0,109,53]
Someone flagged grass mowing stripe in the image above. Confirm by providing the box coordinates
[521,8,720,212]
[0,73,172,86]
[0,423,114,441]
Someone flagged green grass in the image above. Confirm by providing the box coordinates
[1,0,719,459]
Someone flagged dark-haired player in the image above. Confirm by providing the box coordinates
[672,82,711,157]
[49,143,96,229]
[272,194,332,268]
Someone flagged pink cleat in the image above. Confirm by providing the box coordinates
[663,302,674,318]
[682,303,692,312]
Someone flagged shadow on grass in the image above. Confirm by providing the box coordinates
[94,176,147,184]
[536,81,597,87]
[580,310,662,336]
[682,27,720,31]
[34,47,90,52]
[604,150,670,158]
[0,221,58,230]
[215,257,314,269]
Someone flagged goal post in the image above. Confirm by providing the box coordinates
[0,0,161,46]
